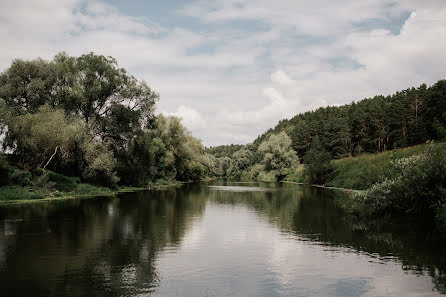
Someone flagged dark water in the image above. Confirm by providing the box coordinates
[0,181,445,297]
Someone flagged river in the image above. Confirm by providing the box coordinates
[0,181,445,296]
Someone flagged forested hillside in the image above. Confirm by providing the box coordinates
[0,53,214,200]
[208,79,446,180]
[256,80,446,158]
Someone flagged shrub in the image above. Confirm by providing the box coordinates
[257,171,277,182]
[355,143,446,217]
[9,169,33,186]
[240,171,253,181]
[46,170,80,192]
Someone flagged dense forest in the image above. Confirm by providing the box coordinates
[208,79,446,180]
[0,53,214,198]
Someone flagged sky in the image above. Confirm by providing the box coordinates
[1,0,446,146]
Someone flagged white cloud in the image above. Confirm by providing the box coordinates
[271,70,294,85]
[1,0,446,146]
[163,105,206,133]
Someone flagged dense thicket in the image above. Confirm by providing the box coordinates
[355,143,446,221]
[0,53,213,190]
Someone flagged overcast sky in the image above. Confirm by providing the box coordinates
[1,0,446,146]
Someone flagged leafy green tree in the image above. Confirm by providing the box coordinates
[227,148,253,178]
[117,133,166,186]
[52,53,158,146]
[303,136,333,185]
[0,59,56,115]
[258,131,299,180]
[4,104,84,170]
[155,115,210,181]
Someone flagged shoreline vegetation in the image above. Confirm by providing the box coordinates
[0,180,184,206]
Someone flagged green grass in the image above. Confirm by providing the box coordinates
[326,143,431,190]
[0,186,50,200]
[0,176,185,205]
[0,183,114,203]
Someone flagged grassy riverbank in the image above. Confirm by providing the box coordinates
[0,174,183,206]
[284,143,432,190]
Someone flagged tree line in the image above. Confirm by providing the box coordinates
[0,53,213,189]
[208,79,446,183]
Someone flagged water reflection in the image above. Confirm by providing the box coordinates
[0,181,444,296]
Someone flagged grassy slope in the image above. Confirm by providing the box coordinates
[327,144,430,190]
[285,143,431,190]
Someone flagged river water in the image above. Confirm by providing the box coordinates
[0,181,445,296]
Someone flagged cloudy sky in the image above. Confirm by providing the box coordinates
[1,0,446,146]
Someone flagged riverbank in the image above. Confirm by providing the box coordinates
[284,143,432,190]
[281,180,363,194]
[0,181,184,206]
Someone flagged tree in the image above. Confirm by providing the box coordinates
[258,131,299,180]
[303,136,333,185]
[0,59,56,115]
[227,148,253,178]
[4,104,84,170]
[52,52,159,147]
[155,114,210,181]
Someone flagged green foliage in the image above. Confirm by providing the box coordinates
[355,143,446,216]
[327,143,430,190]
[284,165,305,183]
[303,136,333,185]
[117,133,166,186]
[0,52,215,201]
[227,148,254,178]
[81,140,119,187]
[206,144,244,158]
[155,115,211,182]
[0,186,47,200]
[8,168,33,186]
[256,171,277,182]
[45,170,80,192]
[188,161,205,181]
[0,58,56,115]
[5,104,85,169]
[258,131,299,181]
[254,80,446,160]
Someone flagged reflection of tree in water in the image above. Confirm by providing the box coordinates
[0,185,208,297]
[209,183,446,294]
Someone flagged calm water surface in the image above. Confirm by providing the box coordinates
[0,181,445,296]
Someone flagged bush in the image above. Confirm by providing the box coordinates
[355,143,446,217]
[46,170,80,192]
[257,171,277,182]
[285,165,305,183]
[9,169,33,186]
[188,161,205,181]
[240,171,253,181]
